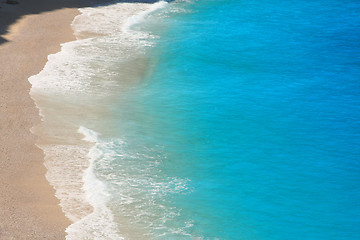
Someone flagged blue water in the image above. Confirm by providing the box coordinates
[95,0,360,239]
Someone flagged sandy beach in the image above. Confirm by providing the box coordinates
[0,1,84,238]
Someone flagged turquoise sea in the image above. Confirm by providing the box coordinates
[30,0,360,239]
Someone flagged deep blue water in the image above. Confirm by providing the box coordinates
[102,0,360,239]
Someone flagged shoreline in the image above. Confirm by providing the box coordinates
[26,1,168,238]
[1,0,166,238]
[0,2,80,239]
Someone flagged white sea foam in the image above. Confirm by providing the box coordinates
[28,1,174,239]
[42,144,92,223]
[28,0,197,239]
[29,1,168,99]
[123,1,168,33]
[79,130,193,239]
[78,126,99,143]
[65,126,124,240]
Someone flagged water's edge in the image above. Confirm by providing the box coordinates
[28,2,168,239]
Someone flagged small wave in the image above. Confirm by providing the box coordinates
[66,126,123,240]
[29,1,166,99]
[78,126,99,143]
[89,134,194,238]
[67,124,193,239]
[123,1,169,33]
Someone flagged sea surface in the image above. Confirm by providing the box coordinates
[29,0,360,239]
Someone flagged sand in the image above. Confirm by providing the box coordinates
[0,1,83,239]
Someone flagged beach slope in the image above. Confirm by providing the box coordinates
[0,1,80,239]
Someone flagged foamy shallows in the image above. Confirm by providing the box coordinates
[30,0,360,239]
[29,1,194,239]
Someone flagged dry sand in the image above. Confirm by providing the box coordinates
[0,1,83,239]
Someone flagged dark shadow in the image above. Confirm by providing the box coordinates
[0,36,7,45]
[0,0,174,45]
